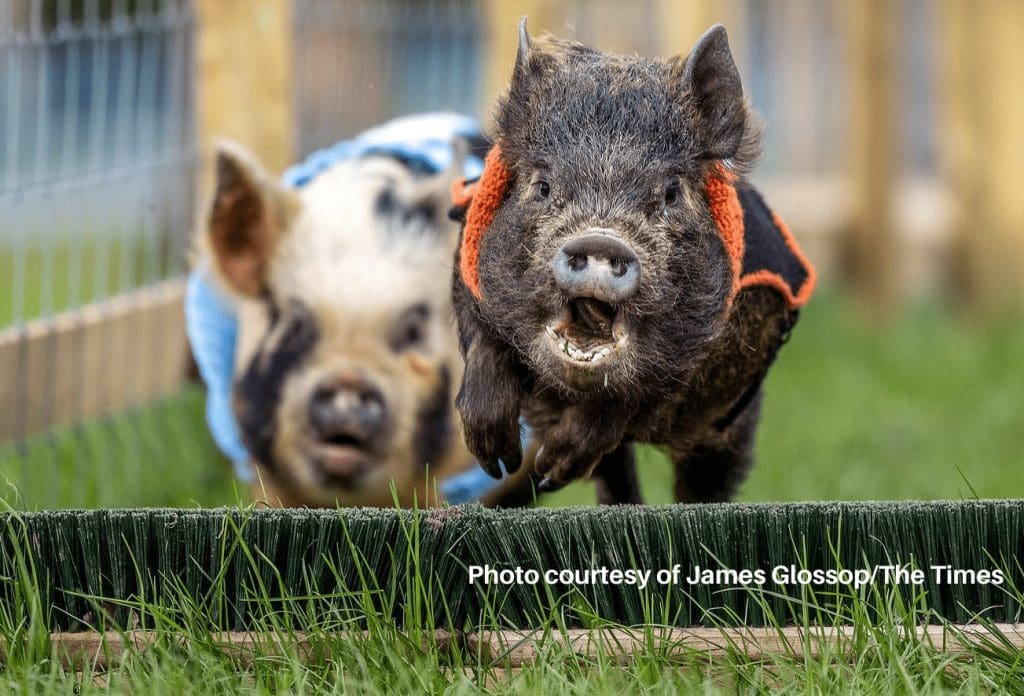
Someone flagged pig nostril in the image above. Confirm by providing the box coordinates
[359,388,384,411]
[610,259,628,277]
[312,385,335,404]
[309,377,387,440]
[568,254,588,272]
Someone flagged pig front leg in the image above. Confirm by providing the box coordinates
[672,388,760,502]
[592,443,643,505]
[454,314,525,479]
[533,400,631,493]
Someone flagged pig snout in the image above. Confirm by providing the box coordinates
[309,374,387,446]
[551,230,640,303]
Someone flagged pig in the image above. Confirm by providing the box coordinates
[193,118,531,508]
[450,22,816,504]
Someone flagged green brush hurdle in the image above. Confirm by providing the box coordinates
[1,500,1020,632]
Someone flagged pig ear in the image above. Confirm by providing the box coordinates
[510,16,532,95]
[207,141,299,297]
[679,24,749,162]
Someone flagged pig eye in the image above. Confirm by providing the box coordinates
[661,182,682,220]
[664,182,681,207]
[390,303,430,353]
[535,180,551,201]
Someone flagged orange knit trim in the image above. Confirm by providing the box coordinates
[703,166,745,307]
[735,212,817,309]
[705,166,815,310]
[456,145,509,299]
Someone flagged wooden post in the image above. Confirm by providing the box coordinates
[481,1,569,117]
[194,0,295,175]
[938,0,1024,310]
[845,0,900,314]
[656,0,747,71]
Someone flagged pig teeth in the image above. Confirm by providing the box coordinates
[549,327,619,363]
[568,344,607,362]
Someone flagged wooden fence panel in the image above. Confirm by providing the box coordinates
[0,281,190,443]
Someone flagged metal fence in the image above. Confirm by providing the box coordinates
[0,0,197,328]
[292,0,483,157]
[0,0,198,449]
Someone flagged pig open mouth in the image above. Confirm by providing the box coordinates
[309,432,376,489]
[544,296,629,365]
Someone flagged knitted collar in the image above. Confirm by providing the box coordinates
[452,145,815,310]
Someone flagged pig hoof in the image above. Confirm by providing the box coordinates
[499,448,522,474]
[537,476,565,493]
[462,412,522,478]
[479,450,521,479]
[478,458,504,479]
[472,437,521,478]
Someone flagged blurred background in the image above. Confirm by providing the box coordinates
[0,0,1021,509]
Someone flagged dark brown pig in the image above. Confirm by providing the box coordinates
[450,21,816,504]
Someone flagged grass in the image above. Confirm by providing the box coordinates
[1,591,1019,694]
[0,387,237,510]
[1,291,1023,510]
